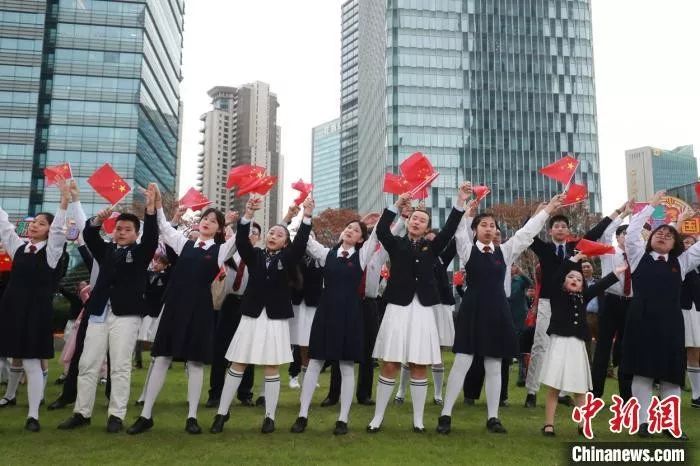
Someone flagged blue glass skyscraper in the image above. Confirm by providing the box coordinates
[0,0,184,218]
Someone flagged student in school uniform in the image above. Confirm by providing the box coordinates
[367,184,470,433]
[437,194,563,435]
[0,178,77,431]
[540,253,624,436]
[205,221,260,408]
[681,234,700,408]
[524,205,615,408]
[290,202,375,435]
[58,184,158,433]
[134,255,171,369]
[210,195,312,434]
[621,191,700,440]
[127,184,238,435]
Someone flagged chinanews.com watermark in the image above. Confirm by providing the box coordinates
[568,443,688,464]
[565,394,690,465]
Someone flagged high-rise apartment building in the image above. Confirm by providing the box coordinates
[626,145,697,201]
[311,118,341,212]
[339,0,359,210]
[199,82,281,231]
[349,0,601,223]
[0,0,184,218]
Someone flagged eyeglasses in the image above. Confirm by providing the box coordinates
[250,231,260,237]
[653,231,674,239]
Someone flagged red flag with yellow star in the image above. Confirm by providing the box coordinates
[539,155,579,184]
[237,175,277,197]
[291,179,314,205]
[400,152,437,184]
[226,164,266,190]
[44,163,73,186]
[560,183,588,207]
[383,173,412,195]
[574,238,615,257]
[87,163,131,205]
[179,187,212,211]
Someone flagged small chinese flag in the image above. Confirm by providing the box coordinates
[452,270,464,286]
[380,264,390,280]
[87,163,131,205]
[472,185,491,202]
[539,155,579,184]
[291,179,314,206]
[383,173,412,195]
[226,164,266,190]
[237,175,277,197]
[400,152,435,183]
[560,183,588,207]
[574,238,615,257]
[694,182,700,202]
[44,163,73,186]
[101,212,121,235]
[0,251,12,272]
[179,187,211,211]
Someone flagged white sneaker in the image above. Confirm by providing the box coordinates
[289,376,300,389]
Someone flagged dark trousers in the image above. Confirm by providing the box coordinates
[591,294,632,400]
[325,361,341,402]
[289,345,301,378]
[463,356,509,402]
[208,296,254,402]
[356,297,379,402]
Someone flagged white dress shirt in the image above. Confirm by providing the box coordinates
[363,218,405,299]
[627,204,700,278]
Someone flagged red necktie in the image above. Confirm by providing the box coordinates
[656,256,666,263]
[232,261,246,291]
[341,250,349,258]
[483,246,492,253]
[28,245,37,253]
[622,253,632,296]
[198,241,206,248]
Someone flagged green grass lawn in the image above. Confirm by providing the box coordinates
[0,353,697,465]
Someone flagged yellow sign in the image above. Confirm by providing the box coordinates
[661,196,700,235]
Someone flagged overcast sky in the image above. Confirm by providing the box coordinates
[178,0,700,213]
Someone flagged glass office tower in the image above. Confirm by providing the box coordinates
[357,0,601,223]
[0,0,184,218]
[339,0,359,210]
[311,118,341,212]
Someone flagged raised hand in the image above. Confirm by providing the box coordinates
[361,212,381,226]
[466,199,478,218]
[93,207,113,226]
[678,205,695,224]
[225,210,239,226]
[57,176,71,209]
[283,204,301,224]
[458,181,472,204]
[69,179,80,202]
[394,192,412,210]
[544,194,564,214]
[141,184,156,213]
[302,196,315,218]
[649,190,665,207]
[244,195,262,219]
[171,205,187,225]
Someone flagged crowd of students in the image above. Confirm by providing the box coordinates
[0,179,696,441]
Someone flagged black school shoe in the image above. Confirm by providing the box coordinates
[0,397,16,408]
[57,413,91,430]
[204,397,220,409]
[366,424,380,433]
[25,417,40,432]
[691,397,700,408]
[558,395,574,407]
[47,398,70,410]
[126,416,153,435]
[210,412,230,433]
[541,424,555,437]
[333,421,348,436]
[290,416,307,433]
[638,423,652,438]
[261,417,275,434]
[255,396,265,407]
[320,397,338,407]
[185,417,202,434]
[486,417,507,433]
[663,430,689,441]
[106,415,123,433]
[436,415,451,434]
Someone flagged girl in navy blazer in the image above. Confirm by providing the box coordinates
[211,195,312,434]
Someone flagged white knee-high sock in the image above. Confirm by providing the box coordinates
[140,356,172,419]
[217,367,244,415]
[338,361,354,423]
[299,365,307,388]
[687,366,700,399]
[441,353,474,416]
[186,361,204,419]
[138,357,156,403]
[632,375,654,424]
[395,364,409,399]
[659,381,681,400]
[410,378,428,428]
[369,375,395,428]
[264,374,281,420]
[4,366,23,400]
[299,359,322,418]
[23,359,43,420]
[432,364,445,401]
[484,357,502,419]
